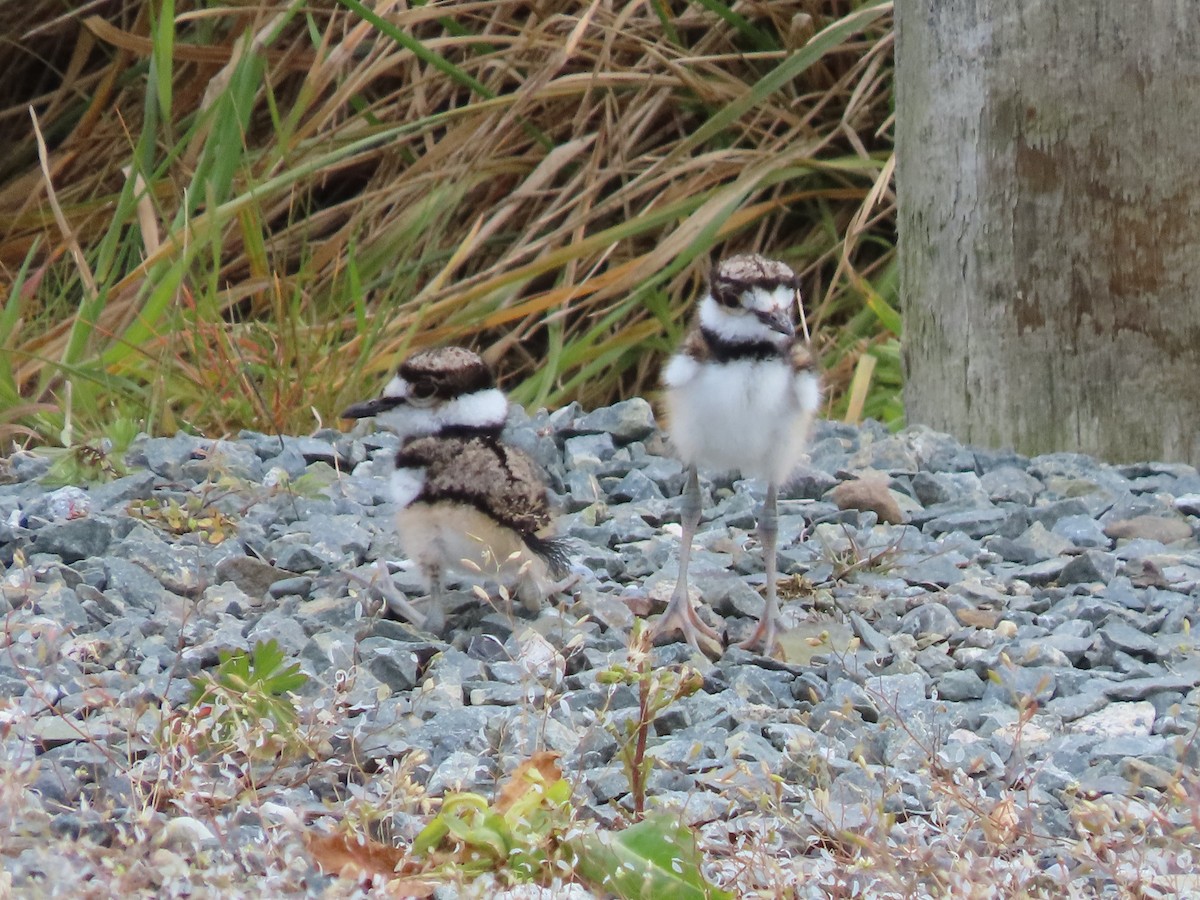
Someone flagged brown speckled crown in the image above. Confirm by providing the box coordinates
[398,347,494,399]
[710,254,800,306]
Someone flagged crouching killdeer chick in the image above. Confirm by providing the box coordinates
[341,347,573,632]
[653,254,820,656]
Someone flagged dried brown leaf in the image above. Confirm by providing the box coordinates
[494,751,563,816]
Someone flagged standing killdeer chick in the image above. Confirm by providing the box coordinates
[341,347,572,632]
[653,254,820,656]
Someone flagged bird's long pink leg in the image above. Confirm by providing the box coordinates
[649,465,722,655]
[739,482,784,656]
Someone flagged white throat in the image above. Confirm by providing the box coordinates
[697,293,792,345]
[374,387,508,439]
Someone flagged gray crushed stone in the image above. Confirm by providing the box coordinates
[2,406,1199,896]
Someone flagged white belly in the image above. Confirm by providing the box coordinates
[663,356,819,484]
[396,503,551,607]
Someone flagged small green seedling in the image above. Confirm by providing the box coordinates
[597,620,704,819]
[188,639,308,760]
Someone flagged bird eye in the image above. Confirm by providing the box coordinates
[713,286,743,309]
[408,382,439,407]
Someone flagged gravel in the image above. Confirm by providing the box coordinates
[3,405,1200,896]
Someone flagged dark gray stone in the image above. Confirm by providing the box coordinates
[848,436,920,475]
[783,464,839,500]
[180,440,265,482]
[571,398,657,443]
[911,472,953,506]
[1100,620,1166,660]
[937,668,986,701]
[563,433,616,471]
[92,557,162,612]
[725,667,796,707]
[126,434,206,479]
[1028,497,1093,528]
[267,576,313,599]
[982,664,1057,707]
[924,507,1012,539]
[639,457,686,495]
[1010,558,1069,586]
[1059,550,1118,585]
[849,611,891,655]
[980,466,1044,505]
[607,468,664,503]
[1103,672,1200,700]
[87,471,157,510]
[897,602,960,639]
[1051,515,1110,549]
[32,518,113,563]
[864,672,930,718]
[1011,521,1075,563]
[1045,690,1109,721]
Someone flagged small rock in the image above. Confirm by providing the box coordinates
[32,518,113,563]
[897,602,960,639]
[607,469,664,503]
[1059,550,1118,585]
[126,434,206,479]
[1099,620,1167,660]
[937,669,986,701]
[268,576,313,599]
[980,466,1044,505]
[848,611,890,655]
[1103,672,1200,700]
[571,398,657,444]
[848,437,920,475]
[830,477,906,525]
[1174,493,1200,516]
[925,507,1013,540]
[1051,515,1110,549]
[1069,701,1156,737]
[783,464,839,500]
[563,433,616,471]
[1104,516,1192,544]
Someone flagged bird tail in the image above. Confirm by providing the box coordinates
[525,534,573,578]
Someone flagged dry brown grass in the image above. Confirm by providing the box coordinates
[1,0,897,442]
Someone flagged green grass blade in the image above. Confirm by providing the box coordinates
[686,0,777,51]
[678,0,891,156]
[151,0,175,121]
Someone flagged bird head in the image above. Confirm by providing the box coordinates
[698,254,802,345]
[341,346,508,439]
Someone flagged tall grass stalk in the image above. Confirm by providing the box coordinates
[1,0,899,445]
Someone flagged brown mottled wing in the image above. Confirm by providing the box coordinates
[678,323,711,364]
[398,435,552,535]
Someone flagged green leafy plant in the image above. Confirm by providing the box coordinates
[39,417,140,486]
[568,813,733,900]
[187,639,308,760]
[409,752,574,884]
[307,751,730,897]
[127,495,236,543]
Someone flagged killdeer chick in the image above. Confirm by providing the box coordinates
[341,347,572,631]
[654,254,820,656]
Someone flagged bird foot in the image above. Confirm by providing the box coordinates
[548,569,584,597]
[737,612,784,658]
[343,560,429,627]
[647,592,723,658]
